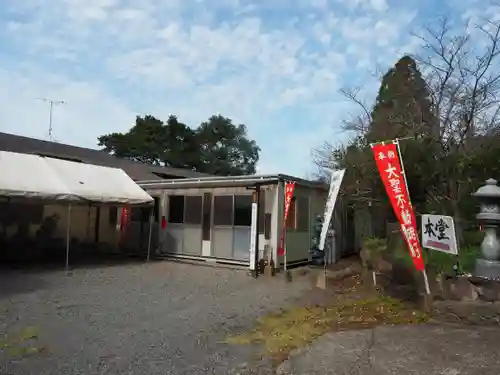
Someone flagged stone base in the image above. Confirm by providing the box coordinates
[433,300,500,325]
[440,275,500,302]
[263,265,275,277]
[361,269,377,291]
[419,293,433,313]
[284,270,292,283]
[475,259,500,281]
[316,272,327,289]
[315,271,338,289]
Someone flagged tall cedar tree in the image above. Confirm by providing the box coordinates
[368,55,438,210]
[329,56,438,214]
[368,55,438,142]
[97,114,260,176]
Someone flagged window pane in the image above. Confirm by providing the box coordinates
[213,195,233,226]
[0,202,44,224]
[109,206,118,226]
[168,195,185,224]
[131,207,151,222]
[264,213,271,239]
[153,197,160,222]
[296,197,310,231]
[185,196,202,225]
[202,193,212,241]
[286,198,296,229]
[130,207,143,222]
[258,193,265,233]
[234,195,252,226]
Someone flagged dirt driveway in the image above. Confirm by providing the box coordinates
[0,261,312,375]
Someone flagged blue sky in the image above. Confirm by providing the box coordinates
[0,0,491,177]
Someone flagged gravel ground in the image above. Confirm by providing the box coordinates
[0,261,312,375]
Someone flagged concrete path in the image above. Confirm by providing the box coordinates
[277,324,500,375]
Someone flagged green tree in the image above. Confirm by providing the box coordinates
[98,115,166,165]
[98,114,260,176]
[316,56,438,210]
[315,17,500,243]
[368,55,438,142]
[195,115,260,175]
[162,115,199,169]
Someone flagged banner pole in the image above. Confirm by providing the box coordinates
[422,268,431,294]
[283,181,290,282]
[372,136,413,147]
[394,139,410,192]
[284,234,288,273]
[284,180,287,274]
[146,207,153,262]
[394,139,431,296]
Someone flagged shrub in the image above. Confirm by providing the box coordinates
[360,237,387,269]
[393,243,480,275]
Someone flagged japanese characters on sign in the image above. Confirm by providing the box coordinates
[371,142,425,271]
[278,182,296,256]
[421,214,458,255]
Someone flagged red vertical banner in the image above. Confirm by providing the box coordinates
[120,206,131,238]
[278,182,296,256]
[370,143,425,271]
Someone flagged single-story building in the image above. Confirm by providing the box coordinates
[119,174,348,270]
[0,132,354,269]
[0,132,208,264]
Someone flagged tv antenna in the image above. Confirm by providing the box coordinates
[37,98,66,141]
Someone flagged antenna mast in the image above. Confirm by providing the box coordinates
[37,98,66,141]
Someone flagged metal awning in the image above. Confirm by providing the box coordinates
[137,174,328,190]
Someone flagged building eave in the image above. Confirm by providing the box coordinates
[138,174,328,190]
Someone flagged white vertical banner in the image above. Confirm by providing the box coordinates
[318,169,346,251]
[249,201,258,271]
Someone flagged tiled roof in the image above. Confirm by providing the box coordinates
[0,132,211,180]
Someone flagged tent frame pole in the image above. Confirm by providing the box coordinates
[65,204,72,271]
[146,207,154,262]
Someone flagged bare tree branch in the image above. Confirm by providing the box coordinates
[413,16,500,152]
[312,13,500,219]
[338,87,372,135]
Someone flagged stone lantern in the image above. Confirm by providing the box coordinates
[472,178,500,279]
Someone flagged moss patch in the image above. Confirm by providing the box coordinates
[226,289,429,364]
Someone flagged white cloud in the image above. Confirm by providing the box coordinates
[336,0,388,13]
[370,0,388,12]
[0,0,471,178]
[310,0,329,10]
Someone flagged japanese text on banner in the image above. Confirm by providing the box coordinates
[121,207,131,230]
[119,206,131,242]
[278,182,296,256]
[371,143,425,271]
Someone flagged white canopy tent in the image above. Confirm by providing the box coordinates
[0,151,154,268]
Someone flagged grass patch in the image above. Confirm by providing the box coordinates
[0,326,47,358]
[19,326,39,341]
[226,293,429,364]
